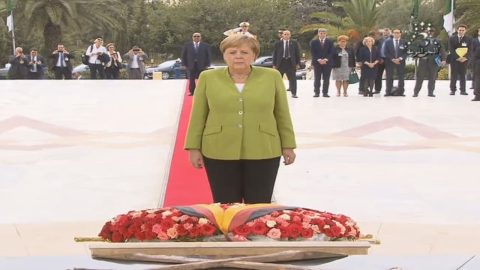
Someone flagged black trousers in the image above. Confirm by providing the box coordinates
[203,156,281,204]
[374,61,386,92]
[105,67,120,79]
[385,62,405,94]
[450,61,467,92]
[54,67,72,80]
[413,58,438,95]
[89,64,105,79]
[313,64,332,95]
[278,59,297,95]
[188,63,206,94]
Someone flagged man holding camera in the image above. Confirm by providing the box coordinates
[124,46,148,80]
[85,38,108,79]
[27,48,46,79]
[51,44,73,80]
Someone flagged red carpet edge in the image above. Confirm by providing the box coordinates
[162,81,213,206]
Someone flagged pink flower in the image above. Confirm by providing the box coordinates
[157,231,169,241]
[267,228,282,239]
[166,226,178,239]
[152,224,163,235]
[183,223,193,230]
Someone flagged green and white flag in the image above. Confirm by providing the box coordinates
[6,0,16,32]
[443,0,455,35]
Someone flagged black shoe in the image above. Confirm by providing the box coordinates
[291,95,298,98]
[322,94,330,98]
[286,88,290,91]
[450,91,455,95]
[369,93,373,97]
[428,94,436,97]
[471,97,480,101]
[384,94,392,97]
[313,94,320,97]
[460,92,468,95]
[413,93,418,97]
[399,94,406,97]
[373,91,381,94]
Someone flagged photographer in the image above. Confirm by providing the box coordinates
[27,48,46,79]
[51,44,73,79]
[85,38,108,79]
[123,46,148,80]
[8,47,29,79]
[105,43,122,79]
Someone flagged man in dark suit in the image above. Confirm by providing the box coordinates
[26,48,46,79]
[448,24,471,95]
[375,28,391,94]
[50,44,73,79]
[181,32,211,96]
[310,28,335,97]
[469,28,480,91]
[384,28,407,96]
[273,30,301,98]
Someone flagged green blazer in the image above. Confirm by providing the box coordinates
[184,66,296,160]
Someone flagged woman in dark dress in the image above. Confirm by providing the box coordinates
[358,37,380,97]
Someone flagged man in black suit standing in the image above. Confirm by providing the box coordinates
[273,30,301,98]
[181,32,211,96]
[469,28,480,91]
[310,28,335,97]
[26,48,46,79]
[384,29,407,96]
[50,44,73,80]
[448,24,471,95]
[375,28,391,94]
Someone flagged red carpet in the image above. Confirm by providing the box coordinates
[162,82,213,206]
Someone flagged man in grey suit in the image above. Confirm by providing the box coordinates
[273,30,301,98]
[181,32,211,96]
[123,46,148,80]
[413,28,446,97]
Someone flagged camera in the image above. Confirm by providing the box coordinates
[133,48,140,52]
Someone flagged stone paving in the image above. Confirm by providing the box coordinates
[0,79,479,269]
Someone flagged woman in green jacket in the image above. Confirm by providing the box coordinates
[185,34,296,204]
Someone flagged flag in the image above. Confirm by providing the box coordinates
[411,0,419,19]
[443,0,455,35]
[6,14,13,32]
[6,0,16,32]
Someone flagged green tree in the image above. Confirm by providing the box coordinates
[456,0,480,35]
[11,0,124,54]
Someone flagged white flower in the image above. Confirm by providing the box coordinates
[279,214,290,220]
[198,218,209,225]
[161,210,172,217]
[266,220,277,228]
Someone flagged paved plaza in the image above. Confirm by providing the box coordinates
[0,79,479,269]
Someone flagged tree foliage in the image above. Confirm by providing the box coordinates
[0,0,459,66]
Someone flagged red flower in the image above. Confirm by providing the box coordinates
[287,223,303,239]
[111,232,124,242]
[233,224,251,236]
[251,221,268,235]
[200,224,217,236]
[301,228,314,238]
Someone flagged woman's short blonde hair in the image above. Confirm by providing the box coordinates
[337,35,349,42]
[363,36,375,46]
[220,34,260,58]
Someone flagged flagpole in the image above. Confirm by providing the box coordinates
[10,11,16,55]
